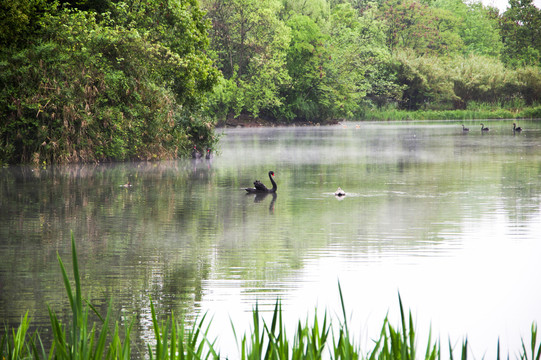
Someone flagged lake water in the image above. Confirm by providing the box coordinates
[1,120,541,358]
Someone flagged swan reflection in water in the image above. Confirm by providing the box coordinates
[247,192,277,213]
[244,171,277,213]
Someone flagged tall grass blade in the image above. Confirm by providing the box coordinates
[522,323,541,360]
[531,324,537,360]
[461,338,468,360]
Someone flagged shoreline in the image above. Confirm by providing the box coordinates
[215,114,339,128]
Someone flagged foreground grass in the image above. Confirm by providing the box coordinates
[2,235,540,360]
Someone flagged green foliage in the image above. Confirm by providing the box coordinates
[515,66,541,105]
[0,0,219,164]
[0,312,47,360]
[203,0,290,120]
[232,300,331,359]
[378,0,464,56]
[520,323,541,360]
[201,0,541,123]
[500,0,541,67]
[450,54,514,108]
[362,106,519,120]
[366,294,424,360]
[393,49,457,110]
[3,0,541,159]
[332,283,360,359]
[431,0,503,56]
[0,0,50,48]
[148,298,217,360]
[358,3,405,107]
[281,0,330,21]
[519,106,541,119]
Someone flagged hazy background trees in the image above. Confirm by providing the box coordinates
[201,0,541,122]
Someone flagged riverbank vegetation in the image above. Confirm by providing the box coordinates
[201,0,541,124]
[1,0,220,164]
[2,0,541,164]
[1,235,540,359]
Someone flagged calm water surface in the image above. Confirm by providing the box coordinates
[1,120,541,358]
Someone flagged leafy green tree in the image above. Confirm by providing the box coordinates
[378,0,464,56]
[0,0,50,48]
[281,14,331,120]
[500,0,541,66]
[355,2,405,107]
[203,0,290,119]
[325,2,403,114]
[320,3,368,118]
[110,0,220,109]
[56,0,112,13]
[280,0,330,22]
[431,0,503,56]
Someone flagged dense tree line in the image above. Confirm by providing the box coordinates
[202,0,541,120]
[1,0,540,164]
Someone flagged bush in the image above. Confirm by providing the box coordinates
[0,2,219,164]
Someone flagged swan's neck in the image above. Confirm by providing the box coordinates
[269,173,277,191]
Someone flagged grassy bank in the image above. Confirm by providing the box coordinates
[2,235,540,359]
[215,106,541,128]
[362,105,541,121]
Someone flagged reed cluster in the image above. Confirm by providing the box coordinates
[2,235,540,360]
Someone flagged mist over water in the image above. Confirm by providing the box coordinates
[1,120,540,358]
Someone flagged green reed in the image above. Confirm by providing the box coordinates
[232,300,330,359]
[2,235,540,360]
[49,232,132,360]
[0,311,46,360]
[148,297,217,360]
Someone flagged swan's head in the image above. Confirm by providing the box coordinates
[269,171,275,177]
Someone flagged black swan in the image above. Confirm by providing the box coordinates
[245,171,277,193]
[334,187,346,196]
[481,123,489,132]
[462,124,469,132]
[513,123,522,132]
[205,148,212,159]
[191,145,202,159]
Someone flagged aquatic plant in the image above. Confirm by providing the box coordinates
[0,312,46,359]
[48,233,132,359]
[148,298,217,360]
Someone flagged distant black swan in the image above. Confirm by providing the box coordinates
[334,187,346,196]
[191,145,201,158]
[462,124,469,132]
[513,123,522,132]
[245,171,277,193]
[481,123,489,132]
